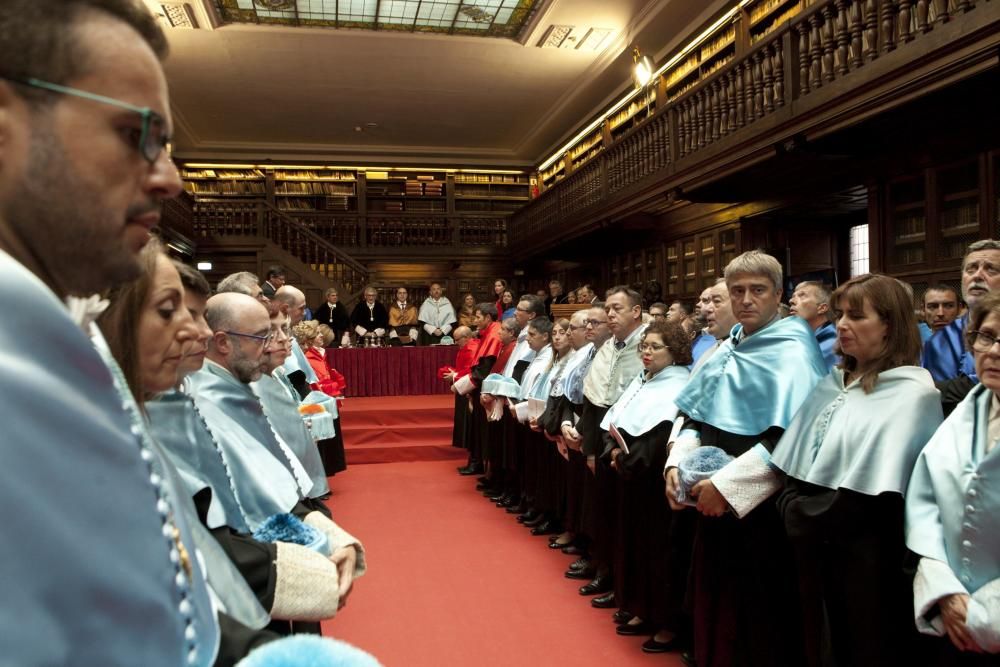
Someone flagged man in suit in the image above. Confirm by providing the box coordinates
[261,265,285,299]
[545,279,569,318]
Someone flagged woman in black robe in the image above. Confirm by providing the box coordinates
[604,319,695,654]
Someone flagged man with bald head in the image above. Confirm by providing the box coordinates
[446,325,479,450]
[188,293,366,628]
[270,284,321,397]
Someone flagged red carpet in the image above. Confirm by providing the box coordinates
[340,394,465,465]
[322,459,685,667]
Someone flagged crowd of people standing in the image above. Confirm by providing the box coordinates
[445,245,1000,667]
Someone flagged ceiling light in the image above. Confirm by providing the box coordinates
[197,261,213,271]
[632,48,654,89]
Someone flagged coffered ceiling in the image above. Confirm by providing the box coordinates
[146,0,729,167]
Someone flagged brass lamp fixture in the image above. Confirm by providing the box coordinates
[631,47,655,89]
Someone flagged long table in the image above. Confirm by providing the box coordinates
[325,345,458,397]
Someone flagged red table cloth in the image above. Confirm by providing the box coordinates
[325,346,458,397]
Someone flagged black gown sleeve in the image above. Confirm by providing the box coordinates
[193,488,278,611]
[617,421,673,477]
[214,612,281,667]
[470,355,497,384]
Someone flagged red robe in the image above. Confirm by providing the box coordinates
[489,341,515,375]
[469,320,504,388]
[455,339,480,379]
[307,346,346,396]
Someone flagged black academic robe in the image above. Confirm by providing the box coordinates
[314,302,350,343]
[778,480,922,667]
[552,395,588,536]
[606,422,695,633]
[685,421,804,667]
[578,398,611,554]
[349,301,389,334]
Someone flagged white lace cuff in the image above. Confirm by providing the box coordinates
[272,542,340,621]
[354,325,367,337]
[441,324,453,335]
[303,512,366,578]
[710,444,781,518]
[453,374,475,396]
[913,557,967,637]
[423,323,436,335]
[967,577,1000,652]
[665,428,701,471]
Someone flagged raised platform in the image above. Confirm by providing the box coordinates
[340,394,465,465]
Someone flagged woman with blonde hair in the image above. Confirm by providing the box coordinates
[458,293,477,329]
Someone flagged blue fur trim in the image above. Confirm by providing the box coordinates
[252,513,329,555]
[237,636,382,667]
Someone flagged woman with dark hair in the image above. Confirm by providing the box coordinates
[905,290,1000,664]
[600,319,694,653]
[766,273,943,667]
[500,289,516,320]
[493,279,508,322]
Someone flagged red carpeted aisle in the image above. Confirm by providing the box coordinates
[321,457,685,667]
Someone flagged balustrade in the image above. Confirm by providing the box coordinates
[511,0,990,250]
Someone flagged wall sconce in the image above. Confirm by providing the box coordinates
[632,47,654,89]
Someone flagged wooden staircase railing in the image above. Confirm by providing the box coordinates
[191,199,369,296]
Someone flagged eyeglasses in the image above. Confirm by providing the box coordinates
[639,342,669,353]
[584,319,608,327]
[223,330,274,347]
[568,324,587,331]
[4,76,172,163]
[968,330,1000,352]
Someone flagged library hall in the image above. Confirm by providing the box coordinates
[2,0,1000,665]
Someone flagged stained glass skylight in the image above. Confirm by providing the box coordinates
[214,0,541,38]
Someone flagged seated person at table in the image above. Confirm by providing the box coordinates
[458,293,477,329]
[419,282,457,346]
[350,286,389,344]
[315,287,351,347]
[388,287,419,346]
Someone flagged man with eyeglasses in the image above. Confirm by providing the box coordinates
[574,286,647,605]
[923,240,1000,414]
[0,1,233,664]
[187,293,366,606]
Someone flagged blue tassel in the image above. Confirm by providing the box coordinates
[252,514,330,555]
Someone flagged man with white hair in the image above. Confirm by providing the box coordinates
[923,240,1000,385]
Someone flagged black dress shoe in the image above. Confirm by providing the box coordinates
[530,521,559,536]
[488,492,505,502]
[458,464,483,476]
[506,502,527,514]
[548,539,571,549]
[476,476,489,484]
[590,592,615,609]
[680,650,697,666]
[561,544,585,556]
[616,620,653,636]
[641,637,680,654]
[568,558,590,571]
[501,495,519,508]
[516,510,539,523]
[564,565,595,580]
[578,575,612,596]
[523,514,546,527]
[612,610,633,625]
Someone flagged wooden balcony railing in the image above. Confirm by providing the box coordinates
[510,0,996,251]
[192,200,369,296]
